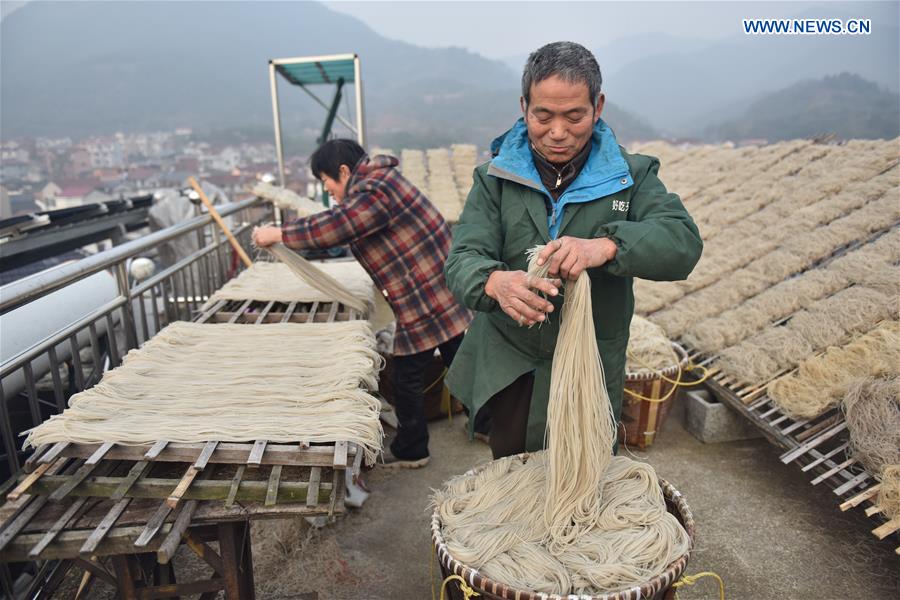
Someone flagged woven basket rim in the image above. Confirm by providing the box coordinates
[432,453,696,600]
[624,342,689,382]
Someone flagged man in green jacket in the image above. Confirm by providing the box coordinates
[445,41,703,459]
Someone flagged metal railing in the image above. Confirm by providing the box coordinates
[0,197,270,478]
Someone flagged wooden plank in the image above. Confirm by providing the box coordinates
[351,443,364,476]
[0,476,16,498]
[39,442,69,464]
[780,422,847,464]
[279,301,297,323]
[217,521,245,599]
[194,441,219,470]
[195,300,227,324]
[85,442,114,466]
[79,498,131,556]
[247,441,267,466]
[49,460,96,503]
[28,497,89,557]
[834,471,870,496]
[0,496,48,552]
[769,414,790,428]
[31,475,333,504]
[873,517,900,540]
[333,441,348,467]
[73,557,117,586]
[144,440,169,460]
[306,301,319,323]
[329,468,341,516]
[156,500,200,563]
[3,524,179,562]
[7,462,53,501]
[61,442,343,467]
[24,445,50,472]
[801,442,849,473]
[840,484,881,511]
[134,501,173,547]
[112,461,153,500]
[306,467,321,507]
[0,458,71,552]
[265,465,282,506]
[255,301,275,324]
[810,457,856,486]
[780,418,812,436]
[183,529,225,576]
[748,396,770,411]
[157,466,215,561]
[326,301,339,322]
[0,523,171,562]
[865,504,883,517]
[794,413,841,443]
[759,406,780,420]
[166,466,200,509]
[225,466,244,508]
[228,300,253,324]
[139,577,224,598]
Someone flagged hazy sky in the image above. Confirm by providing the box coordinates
[324,1,823,59]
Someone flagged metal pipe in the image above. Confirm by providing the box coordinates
[0,199,258,315]
[114,262,138,352]
[105,312,120,368]
[353,55,367,148]
[298,85,358,135]
[68,335,84,391]
[269,62,287,188]
[46,346,65,412]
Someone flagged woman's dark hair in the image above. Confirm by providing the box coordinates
[309,139,366,180]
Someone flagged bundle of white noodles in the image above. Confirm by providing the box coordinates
[251,181,326,215]
[433,246,690,595]
[24,321,384,464]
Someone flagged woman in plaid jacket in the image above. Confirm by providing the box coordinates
[253,139,471,468]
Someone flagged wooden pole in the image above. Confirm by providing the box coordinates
[188,177,253,268]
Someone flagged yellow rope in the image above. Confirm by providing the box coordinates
[672,571,726,600]
[420,367,455,423]
[423,368,448,394]
[623,358,712,404]
[440,575,481,600]
[431,545,480,600]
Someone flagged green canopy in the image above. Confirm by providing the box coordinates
[275,58,356,87]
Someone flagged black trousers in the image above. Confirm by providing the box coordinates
[483,370,620,460]
[484,372,534,460]
[390,333,464,460]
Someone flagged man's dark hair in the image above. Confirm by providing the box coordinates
[521,42,603,107]
[309,139,366,180]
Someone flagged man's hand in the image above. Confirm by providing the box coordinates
[252,226,283,247]
[485,270,562,327]
[536,236,617,280]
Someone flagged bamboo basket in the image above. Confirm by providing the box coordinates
[618,343,690,450]
[432,453,695,600]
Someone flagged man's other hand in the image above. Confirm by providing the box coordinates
[252,226,283,247]
[536,236,617,280]
[484,270,561,327]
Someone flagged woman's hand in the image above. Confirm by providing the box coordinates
[252,226,283,247]
[485,270,562,327]
[536,236,617,280]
